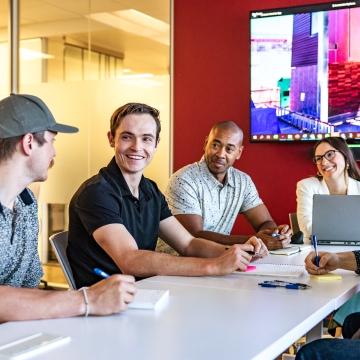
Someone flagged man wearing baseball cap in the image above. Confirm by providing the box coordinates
[0,94,136,322]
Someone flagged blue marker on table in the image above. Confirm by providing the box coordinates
[311,235,320,267]
[93,268,110,279]
[258,280,310,290]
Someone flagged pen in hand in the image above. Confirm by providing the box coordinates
[311,235,320,267]
[94,267,110,279]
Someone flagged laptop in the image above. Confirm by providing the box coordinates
[312,194,360,245]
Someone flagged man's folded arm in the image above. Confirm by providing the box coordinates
[174,204,291,250]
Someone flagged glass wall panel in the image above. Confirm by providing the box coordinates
[0,0,8,98]
[18,0,171,263]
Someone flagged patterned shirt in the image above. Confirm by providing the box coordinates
[165,158,263,235]
[0,189,43,287]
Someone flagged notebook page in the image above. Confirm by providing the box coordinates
[234,264,305,278]
[269,244,312,256]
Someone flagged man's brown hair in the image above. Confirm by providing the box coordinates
[110,103,161,142]
[0,132,47,163]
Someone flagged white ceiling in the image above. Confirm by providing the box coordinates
[0,0,170,74]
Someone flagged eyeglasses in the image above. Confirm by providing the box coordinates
[313,149,339,164]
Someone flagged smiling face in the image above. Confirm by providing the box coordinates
[108,113,158,178]
[204,127,243,183]
[314,142,346,181]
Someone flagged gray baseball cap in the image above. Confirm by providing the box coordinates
[0,93,78,138]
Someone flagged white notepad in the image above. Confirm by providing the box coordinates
[269,245,312,256]
[234,264,305,278]
[129,289,169,310]
[0,333,71,360]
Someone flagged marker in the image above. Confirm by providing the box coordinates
[227,248,258,256]
[311,235,320,267]
[246,251,255,255]
[271,233,281,238]
[93,268,110,279]
[246,250,262,257]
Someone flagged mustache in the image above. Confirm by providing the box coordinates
[211,157,225,164]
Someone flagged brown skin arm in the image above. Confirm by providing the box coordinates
[175,204,291,250]
[175,213,249,245]
[305,251,357,275]
[243,205,291,249]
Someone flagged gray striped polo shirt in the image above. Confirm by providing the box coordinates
[165,159,263,234]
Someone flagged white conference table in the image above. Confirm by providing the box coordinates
[0,246,359,360]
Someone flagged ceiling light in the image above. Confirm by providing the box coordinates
[120,73,154,79]
[87,9,169,46]
[20,48,54,61]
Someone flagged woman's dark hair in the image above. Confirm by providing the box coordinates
[313,137,360,181]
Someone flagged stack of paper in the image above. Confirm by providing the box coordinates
[234,263,306,278]
[129,289,169,310]
[270,245,312,256]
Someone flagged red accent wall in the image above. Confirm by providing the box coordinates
[173,0,331,234]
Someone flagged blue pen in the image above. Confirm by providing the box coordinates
[271,233,281,238]
[311,235,320,267]
[259,283,301,289]
[258,280,310,290]
[93,268,110,279]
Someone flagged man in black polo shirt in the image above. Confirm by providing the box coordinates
[67,103,268,288]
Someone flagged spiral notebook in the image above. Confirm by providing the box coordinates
[234,263,305,278]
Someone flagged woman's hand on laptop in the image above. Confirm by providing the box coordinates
[305,251,339,274]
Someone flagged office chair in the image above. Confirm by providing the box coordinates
[289,213,303,244]
[289,213,300,234]
[49,231,77,290]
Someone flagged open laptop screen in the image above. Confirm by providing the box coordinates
[312,195,360,245]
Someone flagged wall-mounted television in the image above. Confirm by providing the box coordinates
[250,1,360,142]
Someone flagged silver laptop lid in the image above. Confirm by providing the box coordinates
[312,194,360,245]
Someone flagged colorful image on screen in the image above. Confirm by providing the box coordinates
[250,1,360,142]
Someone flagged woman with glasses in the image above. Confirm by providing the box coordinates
[296,136,360,243]
[296,136,360,332]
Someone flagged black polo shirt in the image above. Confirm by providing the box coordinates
[67,157,172,288]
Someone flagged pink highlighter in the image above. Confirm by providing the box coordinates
[246,265,257,272]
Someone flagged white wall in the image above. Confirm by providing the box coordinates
[22,76,170,205]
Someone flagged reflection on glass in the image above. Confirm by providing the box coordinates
[15,0,170,262]
[0,0,8,98]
